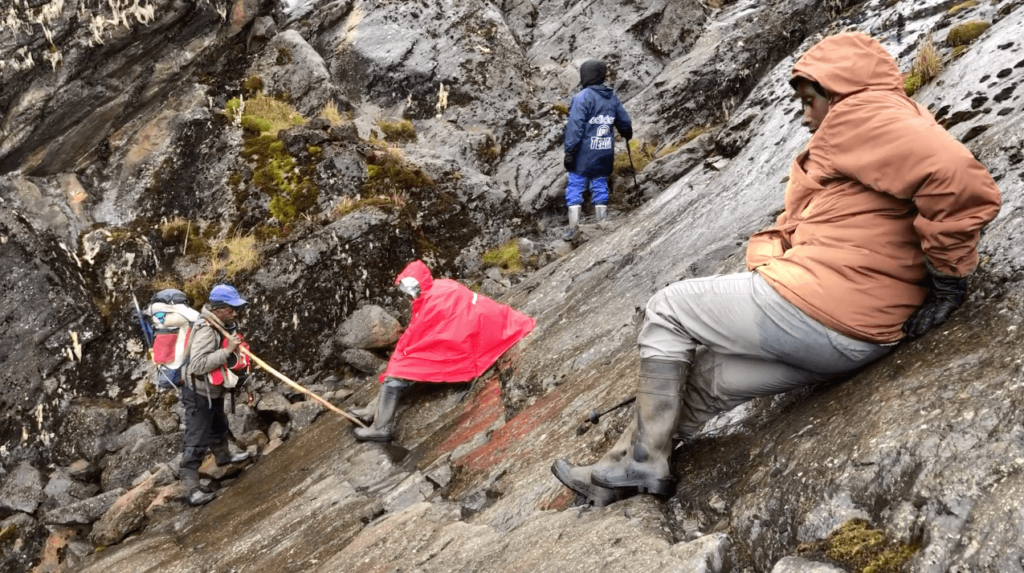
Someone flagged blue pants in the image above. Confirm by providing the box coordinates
[565,173,608,207]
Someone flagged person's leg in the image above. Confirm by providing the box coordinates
[564,173,586,239]
[210,396,249,465]
[179,386,217,506]
[590,177,609,222]
[354,377,413,442]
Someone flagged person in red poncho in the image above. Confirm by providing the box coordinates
[349,260,535,442]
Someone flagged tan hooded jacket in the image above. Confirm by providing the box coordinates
[747,33,1001,343]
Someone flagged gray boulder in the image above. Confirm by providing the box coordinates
[288,400,324,433]
[100,434,181,492]
[106,420,156,454]
[0,462,46,514]
[336,305,403,349]
[56,398,129,462]
[227,403,263,438]
[251,30,336,117]
[42,469,100,508]
[340,348,386,374]
[91,467,173,546]
[256,392,292,419]
[40,489,125,526]
[771,557,848,573]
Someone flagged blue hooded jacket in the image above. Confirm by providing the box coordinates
[564,85,632,178]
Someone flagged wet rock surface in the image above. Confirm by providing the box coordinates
[0,0,1022,571]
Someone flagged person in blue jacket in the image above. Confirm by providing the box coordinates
[563,59,632,239]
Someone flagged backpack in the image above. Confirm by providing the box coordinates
[143,289,201,390]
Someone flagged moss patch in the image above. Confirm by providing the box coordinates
[379,119,417,142]
[243,74,263,96]
[244,93,306,136]
[947,20,990,47]
[802,520,918,573]
[947,0,978,15]
[551,102,569,116]
[481,239,522,273]
[243,133,318,224]
[613,139,656,176]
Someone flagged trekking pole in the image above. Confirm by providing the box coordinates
[625,140,640,193]
[588,395,636,424]
[204,314,367,428]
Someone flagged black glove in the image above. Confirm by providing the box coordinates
[621,127,633,140]
[902,271,968,340]
[564,153,575,172]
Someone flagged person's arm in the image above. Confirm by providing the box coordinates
[746,209,791,270]
[824,98,1001,277]
[563,91,588,164]
[614,97,632,140]
[188,323,232,374]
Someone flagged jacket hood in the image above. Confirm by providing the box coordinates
[585,85,615,99]
[580,59,606,87]
[395,260,434,293]
[791,33,904,102]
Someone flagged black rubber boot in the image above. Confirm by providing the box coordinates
[181,467,216,506]
[591,359,687,496]
[551,459,631,507]
[212,442,250,466]
[353,383,404,442]
[347,395,378,426]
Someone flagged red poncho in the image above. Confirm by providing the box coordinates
[380,261,535,383]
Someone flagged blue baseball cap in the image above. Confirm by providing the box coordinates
[209,284,248,308]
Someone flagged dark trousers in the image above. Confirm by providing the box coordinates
[180,385,229,470]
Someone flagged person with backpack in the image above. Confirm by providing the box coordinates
[180,284,253,506]
[562,59,632,240]
[551,33,1001,506]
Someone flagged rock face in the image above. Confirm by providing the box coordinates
[2,0,1023,571]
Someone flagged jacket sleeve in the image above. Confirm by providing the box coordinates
[564,91,588,155]
[746,210,791,270]
[614,97,632,140]
[822,96,1001,277]
[188,323,231,375]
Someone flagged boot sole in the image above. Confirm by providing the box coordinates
[550,460,632,507]
[354,433,393,442]
[590,473,674,497]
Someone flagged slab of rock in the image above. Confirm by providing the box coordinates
[383,472,435,514]
[56,398,129,462]
[150,410,180,435]
[288,400,324,432]
[336,305,402,349]
[251,30,336,116]
[144,483,186,524]
[256,392,291,419]
[341,348,386,374]
[198,454,246,481]
[268,421,288,441]
[67,459,99,482]
[90,470,169,546]
[100,433,181,492]
[479,278,507,299]
[40,489,125,526]
[227,403,263,437]
[0,462,46,514]
[107,420,155,453]
[262,438,284,456]
[236,430,269,452]
[42,469,100,508]
[771,556,847,573]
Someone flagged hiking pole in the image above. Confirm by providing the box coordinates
[204,314,367,428]
[588,395,636,424]
[625,140,640,194]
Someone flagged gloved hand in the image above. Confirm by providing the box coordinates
[563,153,575,172]
[902,272,968,340]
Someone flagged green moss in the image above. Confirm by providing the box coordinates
[243,74,263,95]
[903,73,923,96]
[364,159,433,191]
[481,239,522,273]
[0,524,19,543]
[223,97,242,120]
[244,133,318,224]
[823,520,917,573]
[613,139,656,176]
[947,0,978,15]
[307,145,322,155]
[552,102,569,116]
[947,20,990,46]
[379,119,417,142]
[241,115,272,134]
[951,45,969,58]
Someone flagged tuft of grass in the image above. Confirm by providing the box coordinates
[334,192,407,218]
[903,35,943,96]
[481,239,522,274]
[179,235,261,304]
[363,146,434,195]
[613,139,657,176]
[824,520,917,573]
[243,74,263,96]
[947,20,990,47]
[241,115,273,134]
[223,97,243,123]
[320,101,345,125]
[160,217,191,243]
[947,0,978,15]
[378,119,417,142]
[243,93,306,136]
[551,102,569,116]
[220,235,261,277]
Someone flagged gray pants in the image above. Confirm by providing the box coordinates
[639,272,893,435]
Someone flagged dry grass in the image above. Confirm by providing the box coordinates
[378,119,416,142]
[903,36,943,96]
[243,93,306,135]
[320,101,345,125]
[179,235,261,304]
[334,192,408,218]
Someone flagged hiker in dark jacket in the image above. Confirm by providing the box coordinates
[180,284,252,506]
[562,59,632,239]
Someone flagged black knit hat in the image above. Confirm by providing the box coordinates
[580,60,607,87]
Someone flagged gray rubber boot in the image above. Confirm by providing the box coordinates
[595,204,608,223]
[563,205,582,240]
[348,395,378,426]
[181,467,216,506]
[212,442,250,466]
[591,359,687,496]
[551,420,637,506]
[353,383,404,442]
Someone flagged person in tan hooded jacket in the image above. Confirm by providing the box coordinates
[552,32,1001,506]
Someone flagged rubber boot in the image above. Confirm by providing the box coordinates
[563,205,581,240]
[595,204,608,223]
[551,420,637,506]
[591,359,687,496]
[181,467,216,506]
[353,383,403,442]
[347,395,378,426]
[212,442,250,466]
